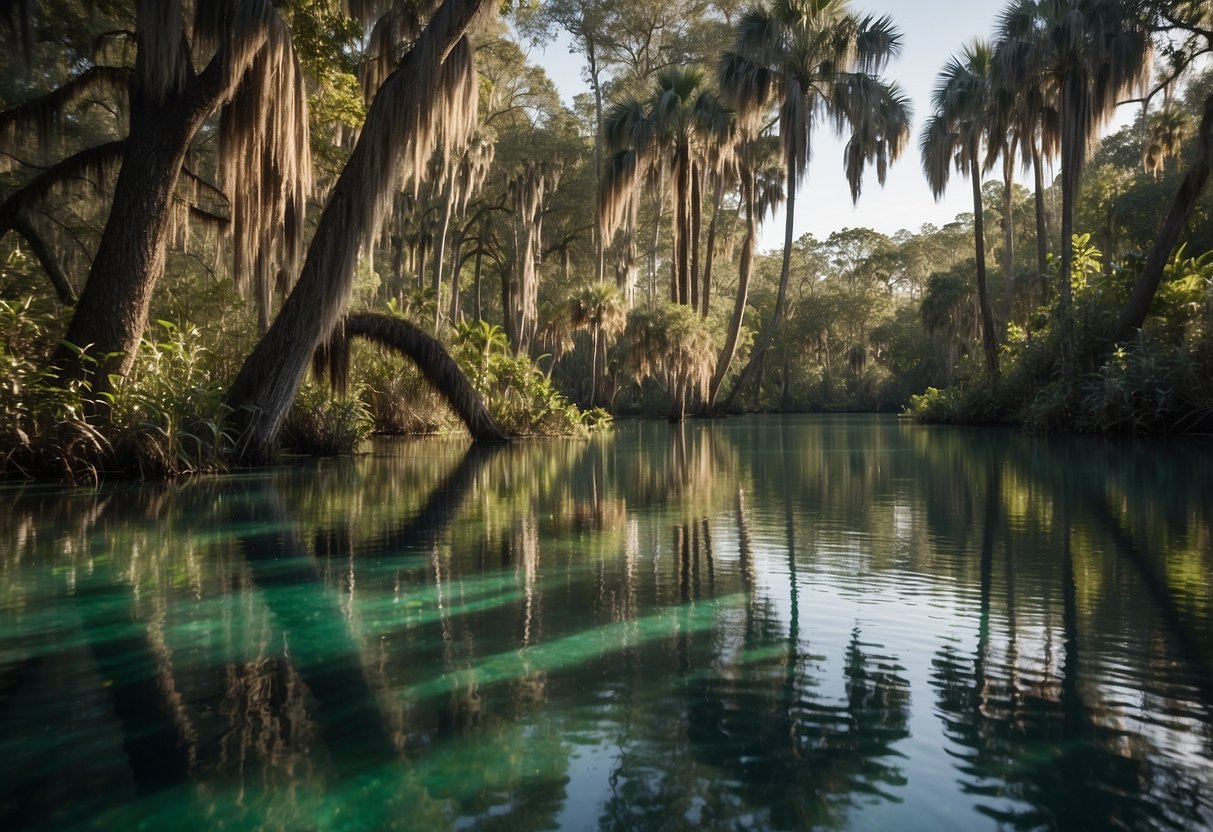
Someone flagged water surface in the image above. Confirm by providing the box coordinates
[1,416,1211,830]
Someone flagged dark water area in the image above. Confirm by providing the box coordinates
[1,415,1211,831]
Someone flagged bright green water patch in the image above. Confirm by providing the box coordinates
[1,416,1211,831]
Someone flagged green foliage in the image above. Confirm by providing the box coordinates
[621,302,716,415]
[280,382,373,456]
[105,320,234,477]
[453,320,605,435]
[352,341,463,435]
[911,236,1213,434]
[0,297,107,482]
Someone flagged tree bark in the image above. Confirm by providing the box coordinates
[1113,92,1213,344]
[707,171,753,410]
[431,178,456,333]
[227,0,489,463]
[971,155,999,379]
[1032,141,1049,302]
[1002,149,1015,322]
[324,312,506,441]
[52,11,268,403]
[689,160,701,311]
[55,91,208,397]
[701,175,724,318]
[674,142,691,305]
[723,164,795,411]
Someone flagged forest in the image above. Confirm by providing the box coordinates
[2,0,1212,481]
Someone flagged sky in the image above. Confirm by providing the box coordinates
[521,0,1141,251]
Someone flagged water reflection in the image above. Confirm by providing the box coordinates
[0,419,1210,830]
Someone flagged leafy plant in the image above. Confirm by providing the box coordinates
[452,319,602,435]
[105,320,234,477]
[280,382,373,455]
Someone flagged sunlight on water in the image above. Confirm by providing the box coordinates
[0,416,1210,831]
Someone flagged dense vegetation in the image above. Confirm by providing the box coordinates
[2,0,1212,481]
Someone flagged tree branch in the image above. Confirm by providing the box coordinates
[8,213,77,304]
[0,141,125,237]
[0,66,132,141]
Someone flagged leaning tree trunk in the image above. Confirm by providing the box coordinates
[226,0,489,463]
[316,312,505,441]
[971,155,999,379]
[1113,92,1213,344]
[55,82,216,399]
[431,178,456,333]
[722,165,795,411]
[707,170,754,411]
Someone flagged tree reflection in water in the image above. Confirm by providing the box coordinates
[0,419,1211,830]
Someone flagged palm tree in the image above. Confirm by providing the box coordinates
[599,67,731,307]
[997,0,1152,362]
[708,134,784,410]
[921,41,1001,378]
[991,49,1061,303]
[569,282,627,407]
[718,0,911,410]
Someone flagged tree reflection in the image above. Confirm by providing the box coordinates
[930,442,1212,831]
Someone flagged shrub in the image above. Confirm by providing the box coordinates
[280,382,373,456]
[453,320,606,436]
[106,320,233,477]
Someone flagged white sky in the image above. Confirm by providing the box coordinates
[522,0,1141,251]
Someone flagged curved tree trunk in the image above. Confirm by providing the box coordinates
[723,165,796,411]
[1113,92,1213,344]
[226,0,490,463]
[319,312,506,442]
[707,171,754,411]
[971,156,999,379]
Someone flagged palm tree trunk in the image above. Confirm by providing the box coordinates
[1002,149,1015,322]
[1033,141,1049,302]
[701,175,724,318]
[723,166,796,411]
[1059,88,1082,369]
[650,169,664,302]
[473,216,486,321]
[689,161,702,311]
[448,228,465,325]
[675,143,691,305]
[971,156,999,378]
[1114,92,1213,344]
[432,179,456,333]
[708,171,754,410]
[226,0,490,463]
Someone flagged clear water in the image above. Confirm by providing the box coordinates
[1,415,1211,831]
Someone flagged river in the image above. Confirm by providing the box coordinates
[1,415,1210,830]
